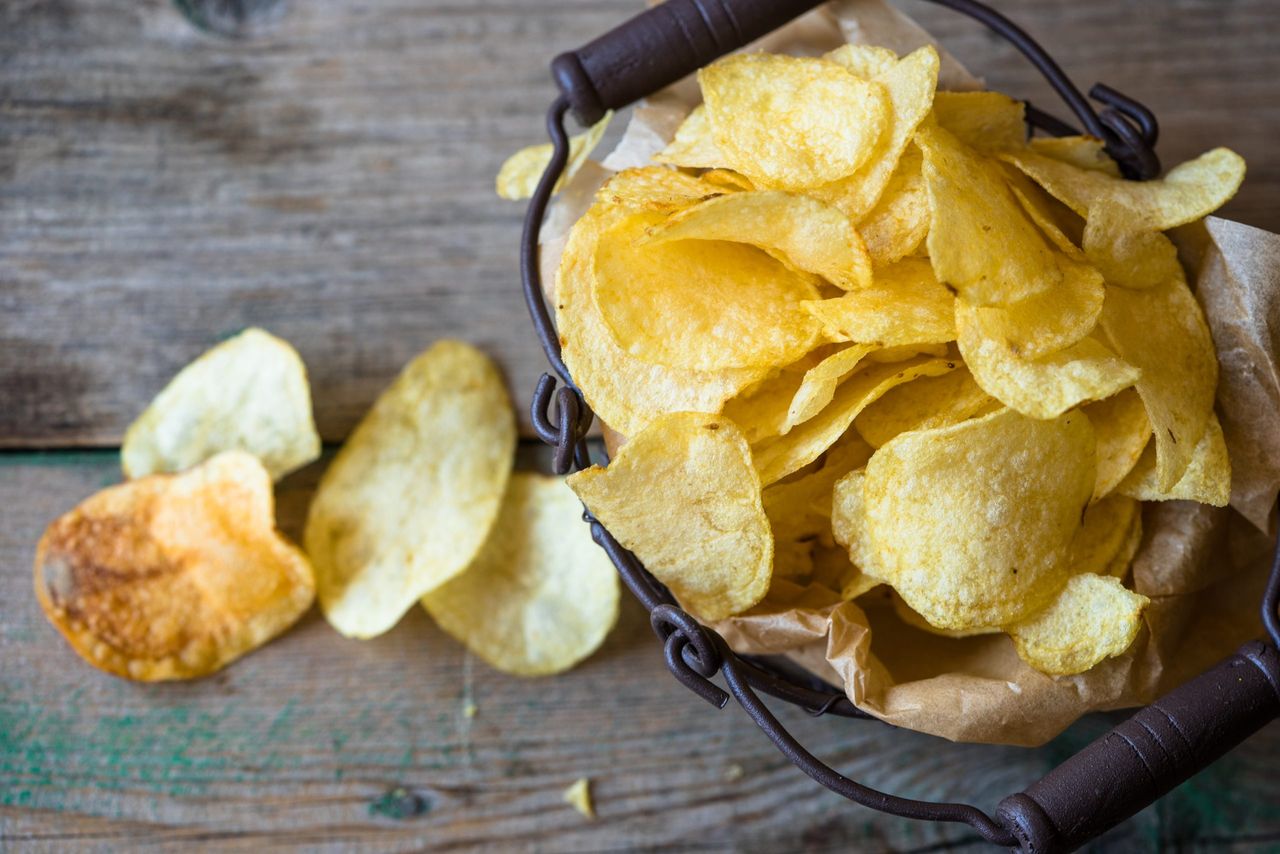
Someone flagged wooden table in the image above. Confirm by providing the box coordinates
[3,1,1279,849]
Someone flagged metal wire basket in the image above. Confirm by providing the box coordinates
[518,2,1280,849]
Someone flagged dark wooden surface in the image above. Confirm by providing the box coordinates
[3,0,1280,851]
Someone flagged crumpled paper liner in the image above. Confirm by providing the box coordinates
[539,0,1280,746]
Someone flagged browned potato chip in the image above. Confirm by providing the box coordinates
[35,451,315,681]
[306,341,516,638]
[568,413,771,621]
[422,474,620,676]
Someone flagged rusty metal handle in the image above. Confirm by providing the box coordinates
[551,0,827,126]
[996,641,1280,853]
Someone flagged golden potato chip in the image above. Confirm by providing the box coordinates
[1083,389,1152,501]
[594,209,822,371]
[765,433,874,546]
[754,356,958,485]
[810,47,939,222]
[860,407,1095,629]
[643,191,873,290]
[563,778,595,820]
[1119,413,1230,506]
[854,366,994,448]
[722,366,810,444]
[1069,494,1142,576]
[1098,275,1217,489]
[891,593,999,638]
[422,474,620,676]
[701,169,756,191]
[35,451,314,681]
[1028,135,1121,176]
[496,111,613,200]
[831,469,879,577]
[700,53,891,189]
[654,105,723,170]
[825,44,899,79]
[122,328,320,482]
[918,123,1062,306]
[857,145,931,267]
[1007,574,1148,676]
[1082,199,1182,290]
[306,340,516,638]
[803,258,955,348]
[1005,166,1086,258]
[931,91,1026,153]
[957,302,1140,419]
[568,413,771,621]
[595,166,723,214]
[974,256,1104,360]
[784,344,878,432]
[557,205,768,438]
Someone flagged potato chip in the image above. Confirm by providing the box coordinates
[1068,494,1142,576]
[957,302,1140,419]
[496,111,613,200]
[306,341,516,638]
[765,432,874,546]
[722,365,810,445]
[857,145,931,267]
[700,53,891,189]
[1083,389,1152,501]
[754,356,958,485]
[825,44,899,79]
[803,258,955,348]
[918,123,1062,306]
[643,191,873,290]
[1082,198,1183,290]
[860,407,1095,629]
[1105,509,1145,581]
[831,469,879,577]
[1028,135,1121,176]
[35,451,314,681]
[1005,166,1086,257]
[122,328,320,482]
[853,366,994,448]
[784,344,878,432]
[422,473,619,676]
[931,91,1026,153]
[810,47,939,222]
[654,105,724,170]
[563,778,595,819]
[595,166,723,214]
[594,209,822,371]
[568,413,771,621]
[1119,413,1230,506]
[1006,574,1148,676]
[1098,275,1217,489]
[557,205,769,438]
[701,169,756,191]
[890,593,999,638]
[974,256,1104,359]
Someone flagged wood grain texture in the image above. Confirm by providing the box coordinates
[2,453,1279,852]
[2,0,1279,446]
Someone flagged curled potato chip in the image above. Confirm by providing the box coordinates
[594,209,822,371]
[422,474,620,676]
[857,145,931,267]
[957,302,1140,419]
[557,205,768,438]
[784,344,878,432]
[1006,168,1087,259]
[654,105,724,170]
[306,341,516,638]
[755,356,958,485]
[35,451,314,681]
[722,353,830,444]
[496,112,613,200]
[854,367,994,448]
[1007,574,1148,676]
[1069,494,1142,576]
[595,166,724,214]
[1083,199,1182,290]
[919,123,1062,306]
[931,91,1026,153]
[568,412,771,621]
[1083,389,1152,501]
[700,53,890,189]
[860,407,1096,629]
[803,258,955,347]
[1119,413,1230,506]
[122,328,320,482]
[976,256,1104,359]
[644,191,873,290]
[1028,135,1121,176]
[1099,275,1217,489]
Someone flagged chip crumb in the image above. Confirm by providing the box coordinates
[723,763,745,782]
[563,777,595,819]
[462,701,478,719]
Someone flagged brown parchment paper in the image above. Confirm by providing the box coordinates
[540,0,1280,746]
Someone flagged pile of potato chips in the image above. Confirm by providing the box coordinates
[35,330,618,681]
[507,44,1245,676]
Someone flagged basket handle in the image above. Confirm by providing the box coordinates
[996,641,1280,852]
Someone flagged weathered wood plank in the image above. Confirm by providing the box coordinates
[2,0,1278,446]
[2,454,1278,851]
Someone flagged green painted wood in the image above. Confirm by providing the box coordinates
[1,453,1278,851]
